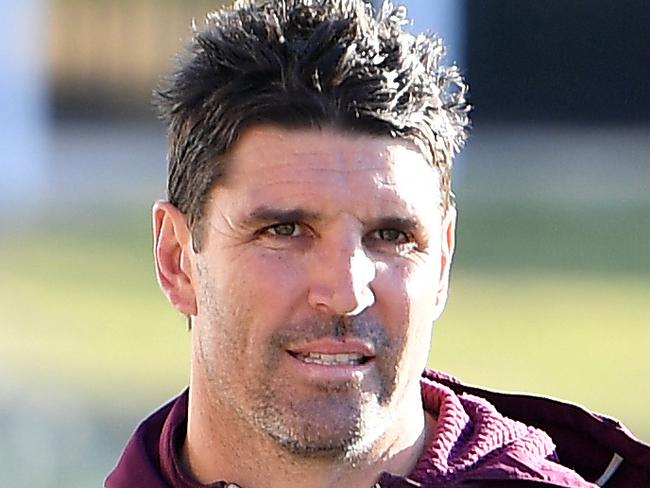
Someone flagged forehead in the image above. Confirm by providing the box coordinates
[214,125,441,221]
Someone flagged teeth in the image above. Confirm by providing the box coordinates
[299,352,364,366]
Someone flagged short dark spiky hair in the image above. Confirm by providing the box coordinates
[155,0,470,251]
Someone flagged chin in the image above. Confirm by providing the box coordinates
[251,392,391,461]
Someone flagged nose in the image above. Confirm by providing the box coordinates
[307,239,376,316]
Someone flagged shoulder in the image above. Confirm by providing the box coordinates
[105,390,189,488]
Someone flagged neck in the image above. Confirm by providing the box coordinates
[182,375,432,488]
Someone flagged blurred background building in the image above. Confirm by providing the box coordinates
[1,1,648,486]
[46,0,650,121]
[5,0,649,208]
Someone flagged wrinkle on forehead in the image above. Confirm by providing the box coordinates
[228,125,420,165]
[212,125,441,222]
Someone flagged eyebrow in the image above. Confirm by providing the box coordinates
[239,207,324,229]
[239,206,424,233]
[372,216,423,233]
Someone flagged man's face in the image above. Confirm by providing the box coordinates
[188,126,453,459]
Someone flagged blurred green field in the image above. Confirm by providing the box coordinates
[1,201,649,443]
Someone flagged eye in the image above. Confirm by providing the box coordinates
[366,228,419,255]
[373,228,409,244]
[265,222,303,237]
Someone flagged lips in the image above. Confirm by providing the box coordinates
[291,352,367,366]
[286,338,375,367]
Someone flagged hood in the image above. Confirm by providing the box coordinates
[421,370,650,487]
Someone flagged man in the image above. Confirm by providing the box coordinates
[106,1,650,486]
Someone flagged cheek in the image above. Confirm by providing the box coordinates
[406,259,441,323]
[372,259,438,364]
[376,258,440,323]
[385,259,439,353]
[227,250,307,322]
[402,263,440,380]
[373,260,438,396]
[196,252,306,370]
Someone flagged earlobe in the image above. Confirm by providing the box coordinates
[443,207,457,258]
[434,207,457,317]
[153,201,198,316]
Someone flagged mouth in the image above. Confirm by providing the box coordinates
[285,338,376,374]
[288,351,371,366]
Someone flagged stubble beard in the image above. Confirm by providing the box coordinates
[198,298,405,463]
[248,356,395,463]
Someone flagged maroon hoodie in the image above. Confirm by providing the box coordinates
[106,370,650,487]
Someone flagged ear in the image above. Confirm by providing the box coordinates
[433,206,457,319]
[152,201,198,316]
